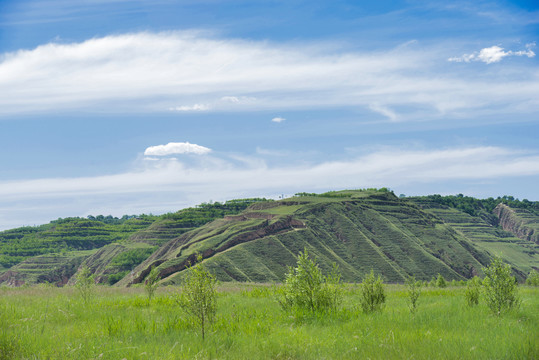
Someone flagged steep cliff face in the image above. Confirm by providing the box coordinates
[494,204,539,244]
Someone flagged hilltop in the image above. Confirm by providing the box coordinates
[0,190,537,286]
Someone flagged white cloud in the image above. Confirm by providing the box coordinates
[368,103,398,121]
[449,44,536,64]
[0,144,539,202]
[271,117,286,123]
[0,32,537,121]
[144,142,211,156]
[169,103,210,112]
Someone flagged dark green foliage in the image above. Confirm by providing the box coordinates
[416,194,539,217]
[465,276,481,306]
[359,270,386,313]
[482,257,520,315]
[526,269,539,286]
[277,249,342,314]
[107,271,129,285]
[177,255,217,340]
[110,248,156,270]
[406,276,422,314]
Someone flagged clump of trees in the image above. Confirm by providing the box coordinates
[276,249,342,315]
[359,270,386,313]
[418,194,539,217]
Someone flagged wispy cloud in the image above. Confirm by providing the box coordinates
[271,117,286,123]
[144,142,211,156]
[368,103,398,121]
[2,145,539,229]
[448,43,536,64]
[0,32,537,121]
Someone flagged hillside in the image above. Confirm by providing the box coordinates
[125,190,495,286]
[0,199,268,286]
[409,198,538,279]
[1,190,538,286]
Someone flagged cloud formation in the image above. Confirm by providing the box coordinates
[448,44,536,64]
[271,117,286,123]
[0,32,537,121]
[169,104,210,112]
[144,142,211,156]
[2,144,539,229]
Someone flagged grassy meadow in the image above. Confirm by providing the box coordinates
[1,284,537,359]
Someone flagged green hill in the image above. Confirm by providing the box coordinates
[125,190,497,286]
[0,199,268,286]
[1,190,538,286]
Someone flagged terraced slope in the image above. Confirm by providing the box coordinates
[126,191,492,286]
[494,203,539,244]
[410,198,538,278]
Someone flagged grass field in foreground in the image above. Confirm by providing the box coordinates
[1,284,537,359]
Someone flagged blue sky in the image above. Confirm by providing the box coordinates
[0,0,538,229]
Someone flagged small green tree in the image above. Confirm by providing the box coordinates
[406,276,421,314]
[178,255,217,340]
[465,276,481,306]
[145,266,160,303]
[436,273,447,288]
[359,270,386,313]
[277,248,342,315]
[429,276,436,288]
[525,269,539,286]
[482,257,520,316]
[75,265,95,304]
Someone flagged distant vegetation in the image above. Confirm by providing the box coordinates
[295,187,392,198]
[0,198,269,271]
[413,194,539,217]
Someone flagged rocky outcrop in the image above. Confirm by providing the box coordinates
[494,204,538,244]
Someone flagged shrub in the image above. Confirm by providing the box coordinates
[436,273,447,288]
[277,248,342,315]
[465,276,481,306]
[177,255,217,340]
[482,257,520,316]
[429,276,436,288]
[525,269,539,286]
[145,266,160,303]
[406,276,421,314]
[75,265,95,304]
[359,270,386,313]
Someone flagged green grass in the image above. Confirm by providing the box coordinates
[1,284,537,359]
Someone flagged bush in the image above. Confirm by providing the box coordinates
[359,270,386,313]
[177,255,217,340]
[482,257,520,316]
[465,276,481,306]
[277,248,342,315]
[406,276,421,314]
[525,269,539,286]
[436,273,447,288]
[75,265,95,304]
[145,266,160,303]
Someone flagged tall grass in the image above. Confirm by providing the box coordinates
[0,284,537,359]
